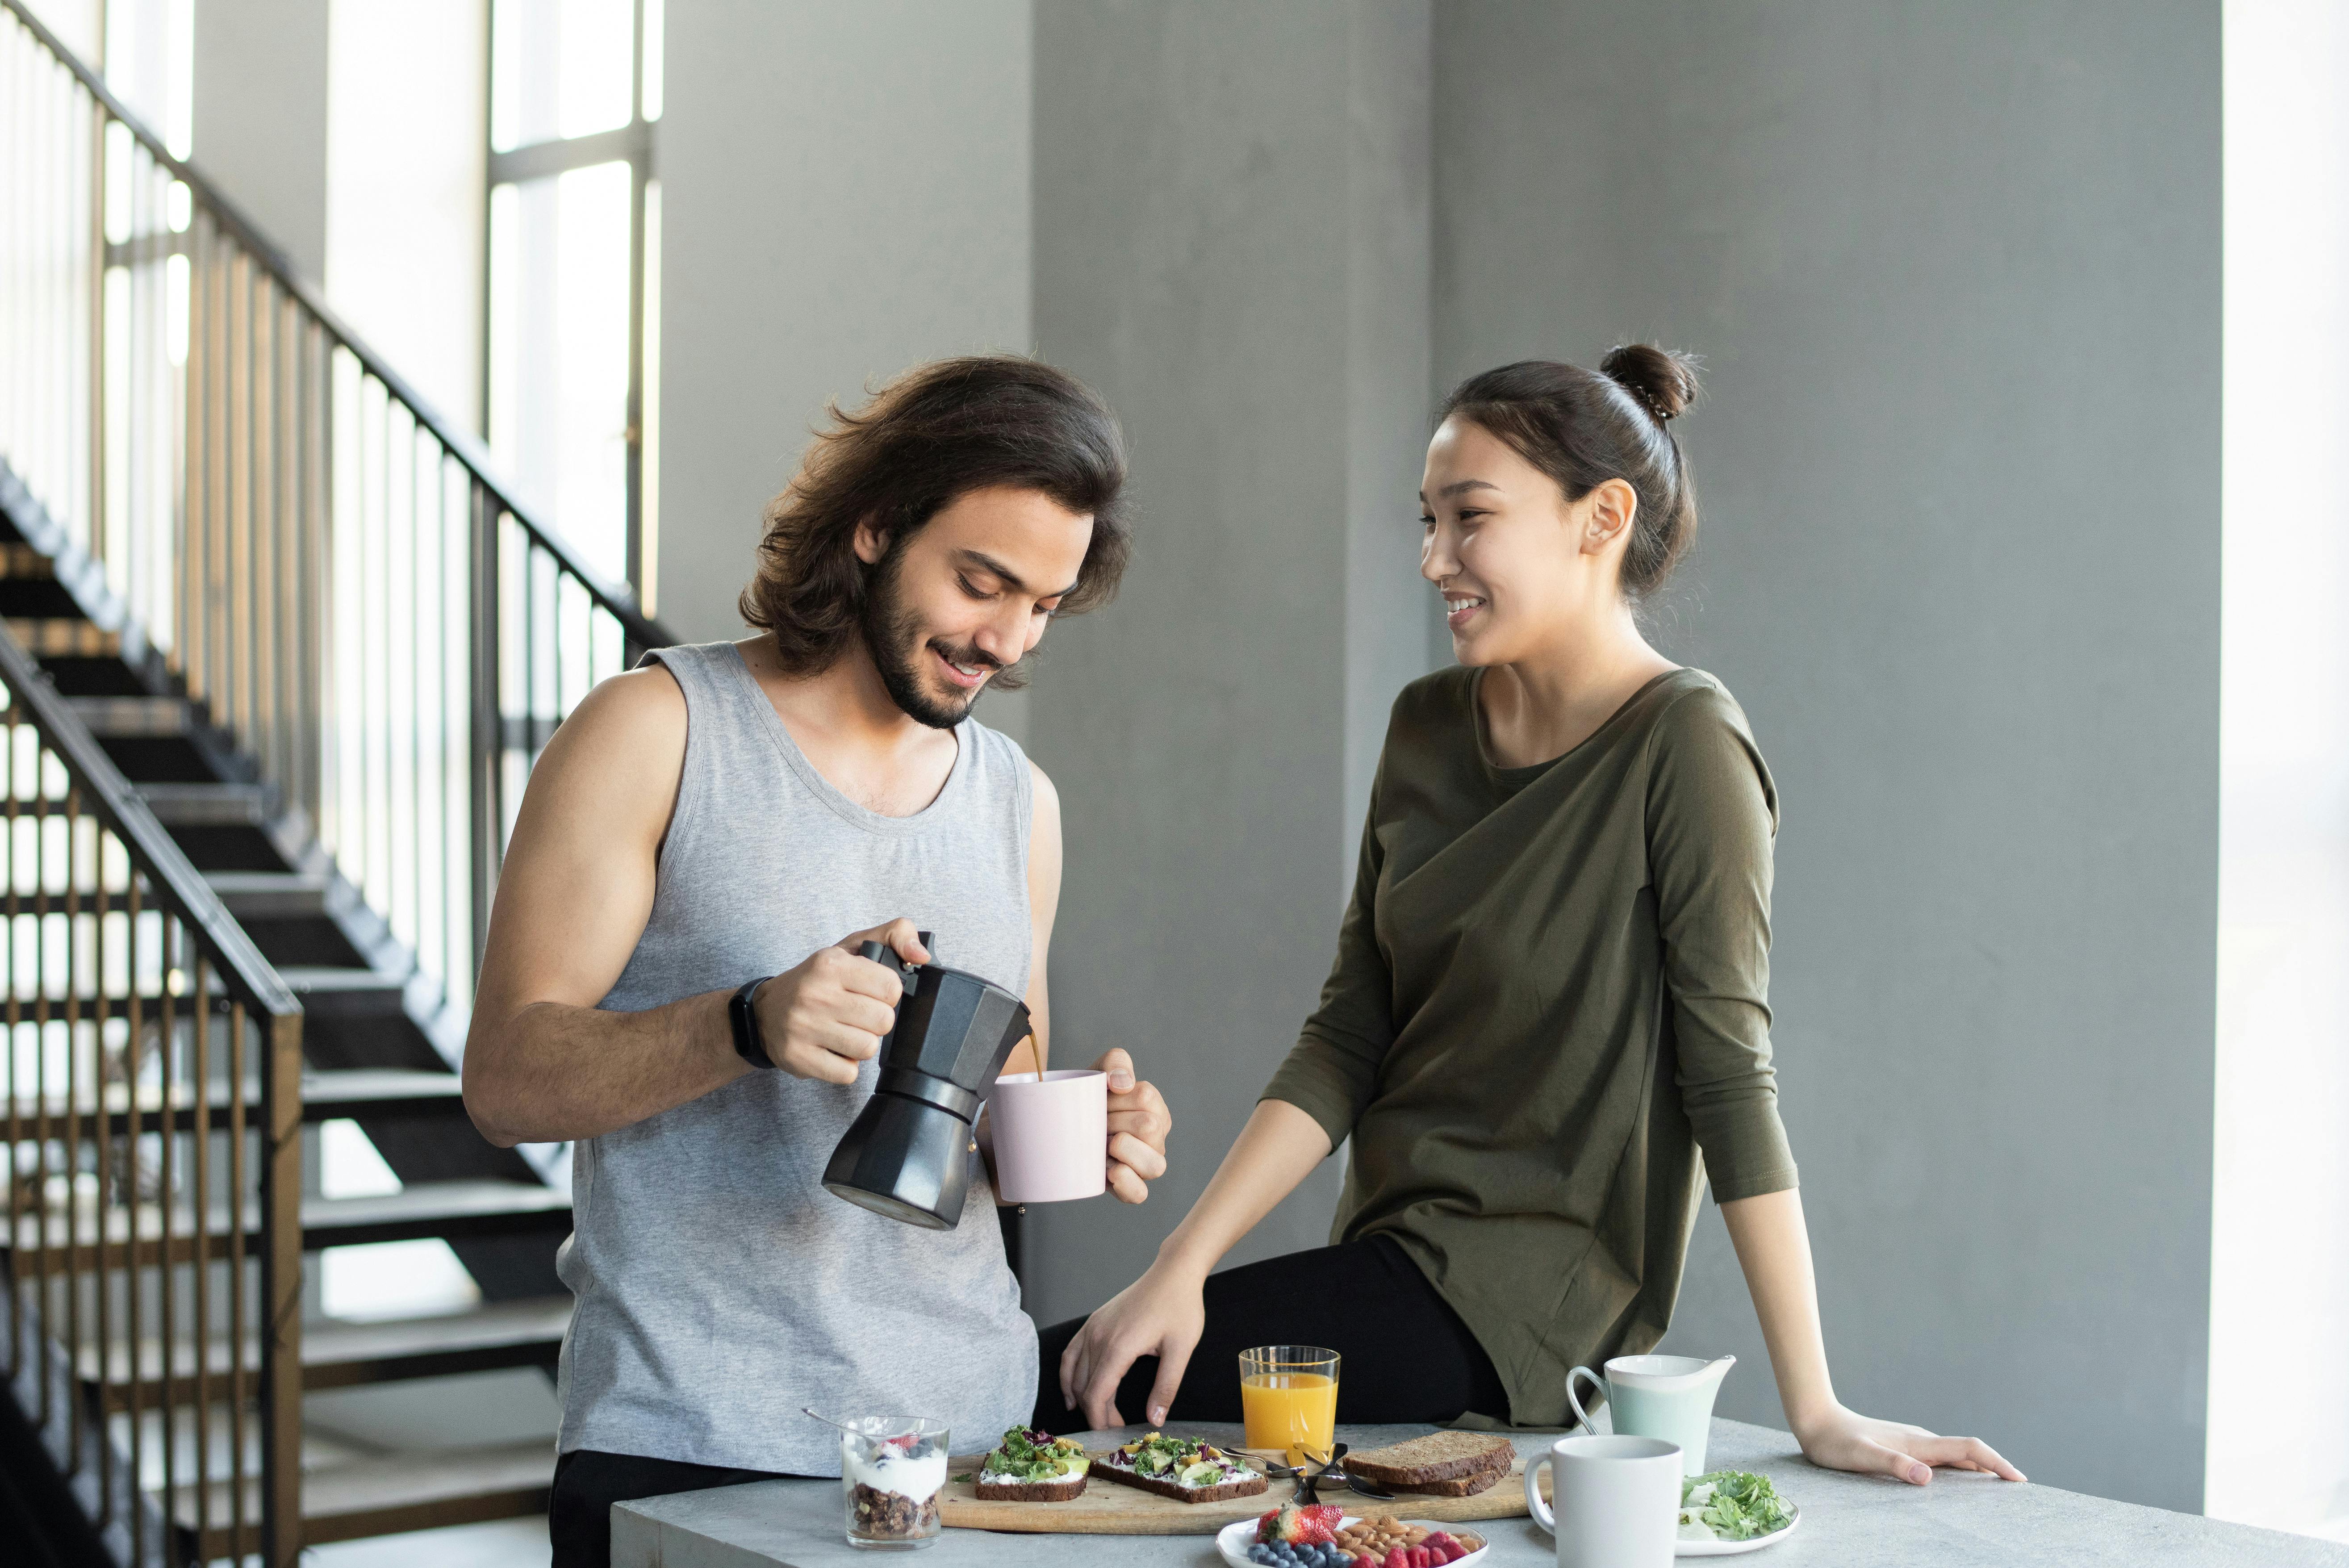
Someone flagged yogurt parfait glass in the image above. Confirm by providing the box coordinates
[840,1416,951,1549]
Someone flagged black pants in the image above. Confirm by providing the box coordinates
[1032,1235,1509,1433]
[550,1447,813,1568]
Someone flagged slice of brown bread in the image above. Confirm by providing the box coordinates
[1344,1432,1516,1489]
[1091,1456,1268,1504]
[974,1471,1088,1502]
[1391,1457,1509,1497]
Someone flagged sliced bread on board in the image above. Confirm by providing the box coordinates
[1344,1432,1517,1492]
[973,1472,1088,1503]
[1090,1458,1267,1505]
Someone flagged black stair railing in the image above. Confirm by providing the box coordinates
[0,621,304,1567]
[0,0,671,1037]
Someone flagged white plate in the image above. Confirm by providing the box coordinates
[1676,1501,1800,1556]
[1215,1514,1492,1568]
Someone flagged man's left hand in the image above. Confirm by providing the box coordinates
[1094,1048,1170,1203]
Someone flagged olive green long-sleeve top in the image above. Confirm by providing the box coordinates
[1261,665,1798,1428]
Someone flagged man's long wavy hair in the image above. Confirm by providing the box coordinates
[740,356,1131,688]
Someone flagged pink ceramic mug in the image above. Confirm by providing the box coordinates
[988,1070,1108,1204]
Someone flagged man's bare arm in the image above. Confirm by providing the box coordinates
[460,667,919,1147]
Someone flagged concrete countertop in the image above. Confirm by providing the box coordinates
[613,1419,2349,1568]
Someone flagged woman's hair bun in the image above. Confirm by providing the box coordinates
[1599,343,1702,423]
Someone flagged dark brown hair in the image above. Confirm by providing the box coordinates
[741,355,1131,675]
[1437,345,1702,598]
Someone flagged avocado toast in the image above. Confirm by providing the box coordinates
[975,1428,1092,1502]
[1093,1431,1268,1503]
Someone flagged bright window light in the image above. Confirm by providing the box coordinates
[642,0,665,122]
[490,0,635,150]
[486,163,633,582]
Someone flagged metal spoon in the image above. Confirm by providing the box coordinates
[803,1406,865,1436]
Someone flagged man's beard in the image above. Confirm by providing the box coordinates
[860,556,1013,730]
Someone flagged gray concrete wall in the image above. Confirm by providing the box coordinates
[655,0,1036,672]
[1020,0,1433,1330]
[1431,0,2219,1512]
[190,0,330,283]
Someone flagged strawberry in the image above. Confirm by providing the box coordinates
[1295,1504,1343,1544]
[1255,1508,1285,1544]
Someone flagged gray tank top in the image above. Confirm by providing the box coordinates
[554,640,1038,1473]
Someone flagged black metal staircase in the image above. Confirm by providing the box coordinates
[0,0,677,1559]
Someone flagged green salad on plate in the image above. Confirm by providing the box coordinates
[1678,1470,1794,1542]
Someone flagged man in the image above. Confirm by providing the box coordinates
[461,356,1173,1568]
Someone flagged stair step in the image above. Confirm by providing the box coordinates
[138,779,280,825]
[0,541,56,577]
[204,869,337,919]
[8,616,118,657]
[303,1066,468,1120]
[303,1295,572,1388]
[279,966,414,1019]
[66,694,196,736]
[301,1180,573,1251]
[3,1180,572,1265]
[30,1067,465,1139]
[73,1295,572,1406]
[181,1438,556,1554]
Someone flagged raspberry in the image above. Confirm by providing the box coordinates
[1384,1549,1409,1568]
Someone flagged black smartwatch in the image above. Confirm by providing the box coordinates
[730,976,776,1069]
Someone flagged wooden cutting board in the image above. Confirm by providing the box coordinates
[938,1448,1536,1536]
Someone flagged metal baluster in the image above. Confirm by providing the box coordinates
[87,84,104,571]
[218,955,246,1562]
[155,857,180,1555]
[31,736,52,1434]
[90,815,113,1534]
[257,997,300,1568]
[174,898,205,1554]
[60,788,79,1466]
[4,703,20,1390]
[117,794,139,1562]
[467,485,498,983]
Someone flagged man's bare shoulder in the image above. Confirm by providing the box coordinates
[557,663,687,753]
[514,665,688,834]
[1027,757,1061,819]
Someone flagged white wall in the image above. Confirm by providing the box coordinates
[1020,0,1433,1329]
[192,0,330,284]
[654,0,1035,704]
[2210,0,2349,1541]
[1433,0,2222,1513]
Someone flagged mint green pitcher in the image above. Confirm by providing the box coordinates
[1566,1354,1735,1477]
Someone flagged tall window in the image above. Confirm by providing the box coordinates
[486,0,662,608]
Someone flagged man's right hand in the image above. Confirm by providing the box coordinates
[753,920,932,1083]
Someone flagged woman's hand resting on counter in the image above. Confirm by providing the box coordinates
[1792,1404,2025,1485]
[1058,1255,1205,1430]
[1094,1048,1172,1204]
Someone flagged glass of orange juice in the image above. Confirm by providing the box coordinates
[1239,1345,1340,1455]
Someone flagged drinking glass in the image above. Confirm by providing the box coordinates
[839,1416,950,1549]
[1239,1345,1340,1455]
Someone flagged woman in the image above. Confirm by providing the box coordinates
[1036,349,2021,1486]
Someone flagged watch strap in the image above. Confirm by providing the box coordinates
[730,976,776,1069]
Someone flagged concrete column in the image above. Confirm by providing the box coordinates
[1432,0,2219,1513]
[654,0,1036,680]
[1020,0,1433,1328]
[190,0,330,285]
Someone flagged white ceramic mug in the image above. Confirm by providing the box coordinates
[1525,1434,1682,1568]
[987,1070,1108,1203]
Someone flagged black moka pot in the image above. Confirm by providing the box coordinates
[821,932,1033,1230]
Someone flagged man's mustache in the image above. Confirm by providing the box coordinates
[927,638,1007,674]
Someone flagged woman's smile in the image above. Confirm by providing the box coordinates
[1444,593,1488,631]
